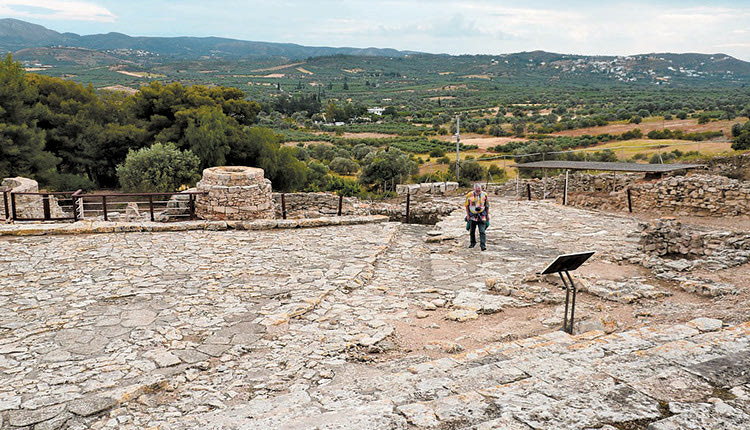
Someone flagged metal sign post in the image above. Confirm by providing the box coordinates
[455,115,461,181]
[541,251,595,334]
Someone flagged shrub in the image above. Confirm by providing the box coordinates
[487,164,507,181]
[458,160,486,185]
[329,156,359,175]
[732,132,750,151]
[429,148,446,158]
[117,142,200,192]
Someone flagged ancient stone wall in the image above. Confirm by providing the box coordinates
[705,152,750,180]
[396,182,459,196]
[271,192,368,218]
[568,174,750,216]
[196,166,274,220]
[487,172,641,199]
[272,192,458,224]
[637,218,749,295]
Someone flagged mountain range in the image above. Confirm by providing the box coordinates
[2,18,750,86]
[0,18,415,59]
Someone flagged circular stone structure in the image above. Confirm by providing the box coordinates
[195,166,274,220]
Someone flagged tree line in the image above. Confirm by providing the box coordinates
[0,55,309,192]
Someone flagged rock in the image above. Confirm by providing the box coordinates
[152,351,182,368]
[687,317,723,332]
[576,315,618,334]
[416,311,430,319]
[664,259,693,272]
[30,412,73,430]
[445,309,479,322]
[579,279,670,303]
[0,395,22,411]
[8,404,66,427]
[359,326,394,347]
[452,291,512,314]
[68,396,118,417]
[397,403,439,427]
[424,341,464,354]
[421,301,437,311]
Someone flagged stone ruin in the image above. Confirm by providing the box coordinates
[1,177,67,220]
[195,166,274,221]
[396,181,459,196]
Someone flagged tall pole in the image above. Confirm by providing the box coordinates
[455,115,461,181]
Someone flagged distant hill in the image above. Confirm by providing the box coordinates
[3,18,750,86]
[0,18,417,60]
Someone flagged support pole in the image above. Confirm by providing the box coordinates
[565,270,578,334]
[527,183,532,201]
[338,194,343,216]
[102,195,108,221]
[560,271,571,334]
[3,191,9,221]
[627,189,633,213]
[564,170,569,206]
[10,192,17,221]
[542,152,546,199]
[455,115,461,181]
[42,193,51,220]
[148,195,155,222]
[405,192,411,224]
[72,189,82,221]
[559,270,578,334]
[281,193,287,220]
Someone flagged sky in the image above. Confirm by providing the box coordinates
[2,0,750,60]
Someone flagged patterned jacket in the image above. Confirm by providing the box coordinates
[465,191,489,222]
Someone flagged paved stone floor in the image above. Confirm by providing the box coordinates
[1,199,749,429]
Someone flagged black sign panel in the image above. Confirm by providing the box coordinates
[541,251,595,274]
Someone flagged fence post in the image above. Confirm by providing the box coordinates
[281,193,287,220]
[71,190,82,221]
[11,192,17,221]
[337,194,343,216]
[627,189,633,213]
[149,195,155,222]
[42,193,51,220]
[527,183,532,201]
[189,194,196,220]
[3,191,9,221]
[102,195,108,221]
[563,170,569,206]
[405,193,411,224]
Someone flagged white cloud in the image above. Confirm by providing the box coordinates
[0,0,115,22]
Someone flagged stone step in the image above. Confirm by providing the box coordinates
[164,317,750,429]
[379,318,749,429]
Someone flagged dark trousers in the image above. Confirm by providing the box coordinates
[470,220,487,248]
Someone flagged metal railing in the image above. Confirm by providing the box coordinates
[5,191,79,222]
[3,189,418,224]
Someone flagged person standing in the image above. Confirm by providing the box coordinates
[465,183,490,251]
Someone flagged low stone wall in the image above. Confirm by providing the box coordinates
[568,174,750,217]
[636,218,749,295]
[271,192,367,219]
[196,166,274,220]
[272,192,458,224]
[488,173,641,199]
[706,152,750,180]
[396,182,459,196]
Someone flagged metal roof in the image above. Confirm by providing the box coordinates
[510,161,705,173]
